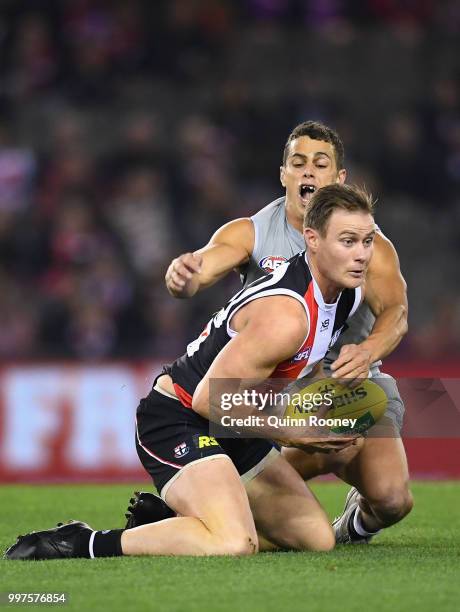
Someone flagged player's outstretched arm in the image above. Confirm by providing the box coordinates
[165,218,254,298]
[331,232,408,383]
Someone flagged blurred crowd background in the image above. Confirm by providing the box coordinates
[0,0,459,363]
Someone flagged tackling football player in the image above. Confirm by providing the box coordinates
[6,184,376,559]
[163,120,412,544]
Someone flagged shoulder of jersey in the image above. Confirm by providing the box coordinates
[251,196,285,219]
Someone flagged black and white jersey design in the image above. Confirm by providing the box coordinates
[164,252,361,408]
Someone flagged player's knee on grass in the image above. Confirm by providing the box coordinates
[366,487,413,527]
[219,531,259,556]
[203,519,259,556]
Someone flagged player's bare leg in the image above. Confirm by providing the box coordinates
[122,456,258,556]
[246,454,335,552]
[281,437,364,481]
[282,421,412,541]
[335,423,413,533]
[6,457,259,559]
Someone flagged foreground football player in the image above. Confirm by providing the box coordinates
[164,120,412,543]
[6,184,375,559]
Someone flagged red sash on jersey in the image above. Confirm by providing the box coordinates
[173,383,193,408]
[270,280,318,379]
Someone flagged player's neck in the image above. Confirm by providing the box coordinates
[284,198,303,233]
[306,254,340,304]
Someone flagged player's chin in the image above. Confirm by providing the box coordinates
[342,272,365,288]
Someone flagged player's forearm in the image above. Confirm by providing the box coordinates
[193,379,305,441]
[166,246,246,298]
[360,304,408,362]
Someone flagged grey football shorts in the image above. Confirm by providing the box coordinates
[369,371,405,433]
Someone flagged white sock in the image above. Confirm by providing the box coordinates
[353,508,381,537]
[88,531,96,559]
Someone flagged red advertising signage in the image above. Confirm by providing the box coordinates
[0,363,459,481]
[0,363,161,482]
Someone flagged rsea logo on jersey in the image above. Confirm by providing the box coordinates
[258,255,288,273]
[193,434,219,449]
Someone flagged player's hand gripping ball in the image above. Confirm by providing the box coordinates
[284,377,387,434]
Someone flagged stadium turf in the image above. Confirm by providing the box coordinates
[1,482,459,612]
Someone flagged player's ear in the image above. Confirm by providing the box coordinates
[280,166,286,187]
[337,168,347,184]
[304,227,319,251]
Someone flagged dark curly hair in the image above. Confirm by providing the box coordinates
[283,120,345,169]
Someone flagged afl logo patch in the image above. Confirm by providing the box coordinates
[258,255,288,273]
[292,346,312,362]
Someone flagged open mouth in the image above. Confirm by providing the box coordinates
[299,184,316,202]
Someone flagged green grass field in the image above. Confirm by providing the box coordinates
[1,482,460,612]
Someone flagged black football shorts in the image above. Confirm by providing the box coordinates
[135,387,278,499]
